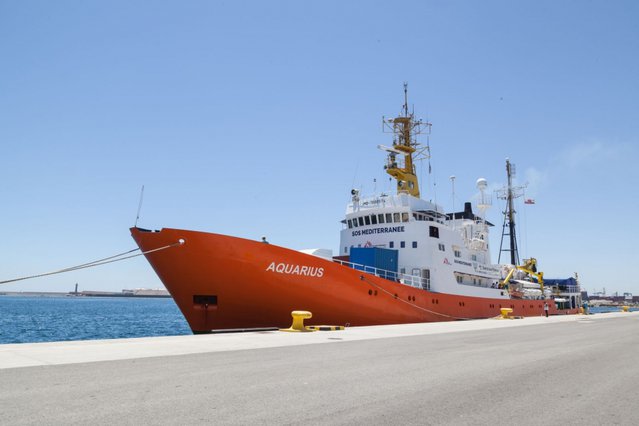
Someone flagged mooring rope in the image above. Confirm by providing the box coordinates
[0,241,183,285]
[359,274,472,320]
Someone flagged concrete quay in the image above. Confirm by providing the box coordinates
[1,312,638,425]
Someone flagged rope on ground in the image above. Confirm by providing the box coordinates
[359,274,472,320]
[0,241,183,285]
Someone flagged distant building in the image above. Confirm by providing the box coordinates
[79,288,171,298]
[125,288,170,297]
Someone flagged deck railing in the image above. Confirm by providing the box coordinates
[549,285,580,294]
[332,258,430,290]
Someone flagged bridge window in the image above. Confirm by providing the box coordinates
[386,213,393,223]
[402,212,409,222]
[429,226,439,238]
[371,215,378,225]
[378,214,385,224]
[393,213,400,223]
[413,213,425,221]
[347,219,353,229]
[364,216,371,226]
[358,217,364,226]
[422,269,431,290]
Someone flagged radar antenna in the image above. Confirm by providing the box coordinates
[380,83,431,198]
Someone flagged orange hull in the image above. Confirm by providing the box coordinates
[131,227,577,332]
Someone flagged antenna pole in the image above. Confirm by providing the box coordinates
[134,185,145,228]
[403,82,408,116]
[496,159,525,265]
[381,84,431,198]
[450,175,456,230]
[506,160,517,265]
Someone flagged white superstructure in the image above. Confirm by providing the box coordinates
[339,191,509,299]
[335,84,580,308]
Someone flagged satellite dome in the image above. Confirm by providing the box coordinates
[476,178,488,190]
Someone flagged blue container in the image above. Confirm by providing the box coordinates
[350,247,398,274]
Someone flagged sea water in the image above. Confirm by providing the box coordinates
[1,296,635,345]
[588,305,638,314]
[0,296,191,344]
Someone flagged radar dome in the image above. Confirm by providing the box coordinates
[476,178,488,190]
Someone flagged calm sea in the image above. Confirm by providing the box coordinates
[0,295,191,344]
[1,296,635,345]
[588,305,638,314]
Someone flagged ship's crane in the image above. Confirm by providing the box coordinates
[499,257,545,293]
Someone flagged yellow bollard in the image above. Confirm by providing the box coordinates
[280,310,316,332]
[622,306,629,312]
[500,308,513,319]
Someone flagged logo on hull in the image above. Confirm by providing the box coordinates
[266,262,324,278]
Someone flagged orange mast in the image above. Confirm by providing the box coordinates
[381,83,431,198]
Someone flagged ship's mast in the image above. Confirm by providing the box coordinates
[380,84,431,198]
[496,159,526,265]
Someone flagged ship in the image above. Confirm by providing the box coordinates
[131,85,581,333]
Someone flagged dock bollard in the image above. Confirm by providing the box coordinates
[280,310,316,332]
[500,308,513,319]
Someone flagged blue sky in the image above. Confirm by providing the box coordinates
[1,1,638,296]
